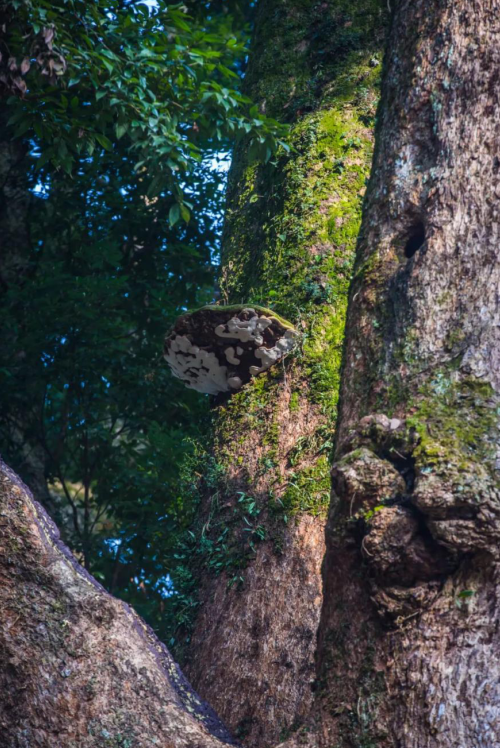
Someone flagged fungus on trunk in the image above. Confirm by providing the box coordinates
[164,305,299,395]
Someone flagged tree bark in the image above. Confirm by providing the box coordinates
[285,2,500,746]
[0,458,235,747]
[183,2,387,746]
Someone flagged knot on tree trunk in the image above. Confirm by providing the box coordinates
[331,412,500,622]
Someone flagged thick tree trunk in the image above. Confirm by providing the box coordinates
[183,2,386,746]
[0,459,235,747]
[285,2,500,746]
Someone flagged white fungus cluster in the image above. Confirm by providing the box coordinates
[165,308,299,395]
[214,312,273,345]
[164,334,231,395]
[249,329,297,375]
[215,310,298,376]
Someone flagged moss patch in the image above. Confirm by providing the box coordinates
[407,375,499,473]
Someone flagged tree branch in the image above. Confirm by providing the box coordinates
[0,458,236,747]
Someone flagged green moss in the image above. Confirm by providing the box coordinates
[407,375,498,472]
[304,307,347,412]
[356,247,384,283]
[186,303,297,331]
[278,455,331,517]
[220,373,277,429]
[221,97,377,416]
[289,391,300,412]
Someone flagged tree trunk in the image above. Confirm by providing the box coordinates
[0,459,235,747]
[183,2,387,746]
[286,2,500,746]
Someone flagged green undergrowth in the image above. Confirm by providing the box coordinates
[273,455,331,518]
[165,443,271,658]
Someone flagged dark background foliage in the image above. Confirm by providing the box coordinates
[0,0,281,642]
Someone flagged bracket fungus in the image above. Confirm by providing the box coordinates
[164,305,299,395]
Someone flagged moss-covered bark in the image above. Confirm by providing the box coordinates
[183,3,388,746]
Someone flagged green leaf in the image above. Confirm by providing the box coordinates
[35,148,54,170]
[14,119,33,138]
[95,134,113,151]
[115,124,127,140]
[6,109,25,126]
[101,58,115,74]
[169,204,180,227]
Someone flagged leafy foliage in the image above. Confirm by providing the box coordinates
[2,0,286,196]
[0,0,286,641]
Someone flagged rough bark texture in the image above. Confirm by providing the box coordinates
[183,2,387,746]
[0,458,235,748]
[283,2,500,746]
